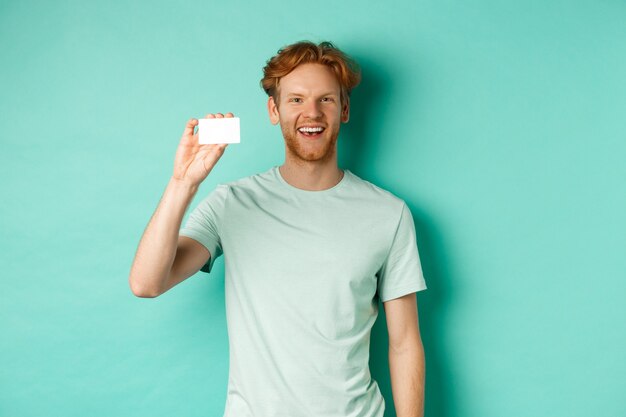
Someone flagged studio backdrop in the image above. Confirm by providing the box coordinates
[1,1,624,416]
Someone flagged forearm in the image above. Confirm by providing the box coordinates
[128,177,198,297]
[388,340,425,417]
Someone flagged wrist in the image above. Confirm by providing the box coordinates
[168,176,199,196]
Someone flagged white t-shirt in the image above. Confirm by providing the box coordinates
[179,166,427,417]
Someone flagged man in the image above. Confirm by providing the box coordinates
[129,41,427,417]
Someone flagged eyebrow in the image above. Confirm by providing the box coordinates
[285,91,338,97]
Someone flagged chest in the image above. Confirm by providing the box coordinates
[219,194,392,294]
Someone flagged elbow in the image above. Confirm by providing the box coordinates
[389,335,424,356]
[128,276,161,298]
[132,289,160,298]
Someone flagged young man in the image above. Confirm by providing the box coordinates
[129,41,427,417]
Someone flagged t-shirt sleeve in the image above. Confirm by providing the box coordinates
[178,184,229,273]
[377,202,427,302]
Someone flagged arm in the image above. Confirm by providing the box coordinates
[128,113,232,298]
[384,292,425,417]
[128,178,209,297]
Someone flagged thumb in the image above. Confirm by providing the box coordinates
[182,118,198,137]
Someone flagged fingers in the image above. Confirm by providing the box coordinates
[199,143,228,153]
[196,144,229,170]
[204,112,235,119]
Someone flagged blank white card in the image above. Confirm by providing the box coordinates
[198,117,240,144]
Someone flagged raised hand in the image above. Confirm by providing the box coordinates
[172,112,234,186]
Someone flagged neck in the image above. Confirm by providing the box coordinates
[279,155,344,191]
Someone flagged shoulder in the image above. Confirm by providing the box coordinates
[345,170,407,212]
[217,167,276,193]
[198,167,278,204]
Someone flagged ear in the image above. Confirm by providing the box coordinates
[341,98,350,123]
[267,96,280,125]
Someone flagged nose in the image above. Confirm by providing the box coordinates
[303,99,322,119]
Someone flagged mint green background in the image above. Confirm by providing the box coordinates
[1,1,624,416]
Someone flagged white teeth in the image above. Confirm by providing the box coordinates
[299,127,324,133]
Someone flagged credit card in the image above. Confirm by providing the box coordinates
[198,117,240,144]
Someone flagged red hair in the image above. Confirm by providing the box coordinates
[261,41,361,106]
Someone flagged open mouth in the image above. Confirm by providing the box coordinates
[297,126,325,138]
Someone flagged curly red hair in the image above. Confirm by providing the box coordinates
[261,41,361,106]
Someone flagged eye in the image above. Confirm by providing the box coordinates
[321,97,334,102]
[289,97,302,103]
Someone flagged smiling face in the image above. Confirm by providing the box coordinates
[267,63,350,164]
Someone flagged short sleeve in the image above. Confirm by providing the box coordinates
[377,202,427,302]
[179,184,229,273]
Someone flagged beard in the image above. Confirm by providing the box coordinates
[280,124,339,163]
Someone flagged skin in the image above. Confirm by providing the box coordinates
[386,292,426,417]
[128,61,424,417]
